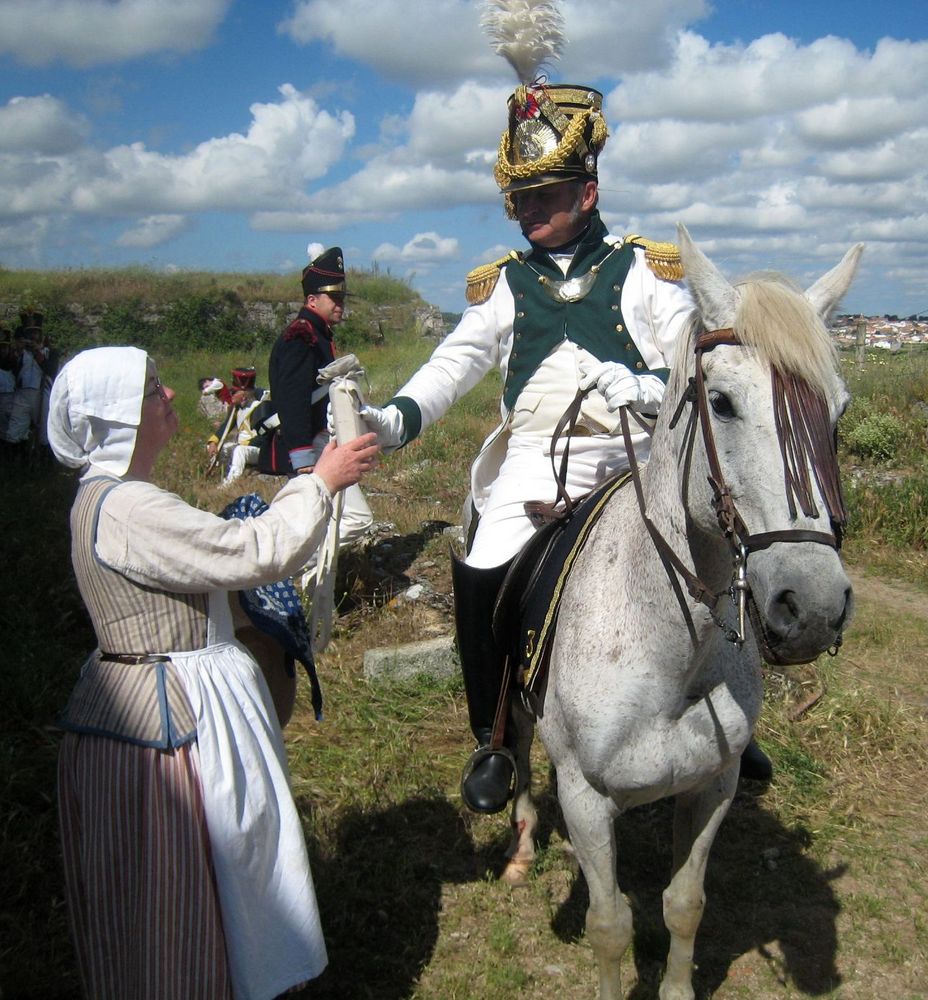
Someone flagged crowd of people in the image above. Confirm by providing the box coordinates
[42,25,773,998]
[0,308,59,462]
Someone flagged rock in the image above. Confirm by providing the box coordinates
[363,635,458,683]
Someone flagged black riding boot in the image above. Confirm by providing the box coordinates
[452,553,515,814]
[740,738,773,781]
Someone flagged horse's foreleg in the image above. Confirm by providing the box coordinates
[502,702,537,885]
[660,766,739,1000]
[558,767,628,1000]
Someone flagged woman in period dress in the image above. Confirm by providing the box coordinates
[47,346,378,1000]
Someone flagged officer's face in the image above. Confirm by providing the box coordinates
[514,180,597,248]
[308,292,345,326]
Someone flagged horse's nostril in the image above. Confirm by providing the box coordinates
[772,589,800,626]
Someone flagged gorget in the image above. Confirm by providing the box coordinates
[528,245,621,303]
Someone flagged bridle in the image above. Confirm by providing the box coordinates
[620,325,847,656]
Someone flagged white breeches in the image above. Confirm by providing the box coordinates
[466,431,644,570]
[224,444,261,483]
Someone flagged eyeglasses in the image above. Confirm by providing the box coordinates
[144,377,167,400]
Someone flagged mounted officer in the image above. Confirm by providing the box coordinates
[358,57,771,808]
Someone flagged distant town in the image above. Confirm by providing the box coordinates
[832,314,928,352]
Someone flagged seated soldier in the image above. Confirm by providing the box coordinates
[206,367,274,484]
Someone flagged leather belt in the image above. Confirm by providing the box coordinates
[99,652,170,665]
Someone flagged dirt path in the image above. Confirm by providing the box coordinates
[848,567,928,622]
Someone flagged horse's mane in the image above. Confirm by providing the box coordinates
[732,273,838,394]
[667,271,848,527]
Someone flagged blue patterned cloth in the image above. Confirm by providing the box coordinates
[220,492,323,720]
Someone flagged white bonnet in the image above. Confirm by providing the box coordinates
[47,346,150,477]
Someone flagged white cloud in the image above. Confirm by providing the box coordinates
[68,85,355,214]
[0,0,232,68]
[0,217,52,264]
[0,84,356,233]
[117,214,189,248]
[555,0,711,78]
[279,0,492,86]
[0,95,89,154]
[373,232,460,265]
[280,0,710,87]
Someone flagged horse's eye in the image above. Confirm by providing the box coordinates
[708,390,735,419]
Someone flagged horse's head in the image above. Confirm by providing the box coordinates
[670,226,861,664]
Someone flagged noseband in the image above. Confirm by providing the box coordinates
[622,326,847,653]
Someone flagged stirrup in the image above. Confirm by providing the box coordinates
[460,745,517,814]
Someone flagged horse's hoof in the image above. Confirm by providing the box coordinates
[461,747,515,814]
[739,740,773,782]
[500,858,532,886]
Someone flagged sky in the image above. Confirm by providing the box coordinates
[1,0,927,317]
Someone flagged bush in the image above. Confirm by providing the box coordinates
[845,471,928,550]
[843,411,905,463]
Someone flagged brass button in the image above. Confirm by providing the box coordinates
[517,291,525,299]
[625,343,633,350]
[613,284,621,291]
[635,361,644,369]
[615,324,624,332]
[516,311,525,318]
[611,304,619,311]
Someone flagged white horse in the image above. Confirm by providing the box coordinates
[502,226,862,1000]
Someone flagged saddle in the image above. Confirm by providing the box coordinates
[493,472,630,698]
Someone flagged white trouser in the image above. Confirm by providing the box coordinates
[466,431,645,570]
[298,482,373,584]
[5,387,38,443]
[224,444,261,483]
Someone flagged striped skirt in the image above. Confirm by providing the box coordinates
[58,732,232,999]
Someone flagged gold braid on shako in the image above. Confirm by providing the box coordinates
[495,87,609,218]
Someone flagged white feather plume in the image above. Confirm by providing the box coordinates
[481,0,565,84]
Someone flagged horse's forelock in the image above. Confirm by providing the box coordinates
[732,275,838,394]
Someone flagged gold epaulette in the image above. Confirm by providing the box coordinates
[624,235,684,282]
[465,250,521,305]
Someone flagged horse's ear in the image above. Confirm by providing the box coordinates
[804,243,864,320]
[676,224,738,330]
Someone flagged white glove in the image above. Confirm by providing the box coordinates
[578,359,665,413]
[359,403,406,454]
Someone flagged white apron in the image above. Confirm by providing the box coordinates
[171,591,327,1000]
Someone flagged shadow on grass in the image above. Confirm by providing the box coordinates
[1,460,86,998]
[336,519,454,610]
[535,774,842,999]
[298,795,474,1000]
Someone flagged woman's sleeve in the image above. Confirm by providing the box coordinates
[95,475,334,593]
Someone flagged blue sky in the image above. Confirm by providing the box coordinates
[1,0,926,316]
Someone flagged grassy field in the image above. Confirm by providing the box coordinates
[2,307,927,998]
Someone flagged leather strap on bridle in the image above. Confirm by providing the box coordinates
[618,325,844,647]
[693,328,841,553]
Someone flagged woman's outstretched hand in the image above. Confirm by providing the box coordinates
[311,433,380,494]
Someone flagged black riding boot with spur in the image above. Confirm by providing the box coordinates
[451,553,515,814]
